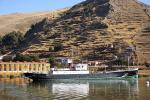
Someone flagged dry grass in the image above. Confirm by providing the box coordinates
[0,9,67,36]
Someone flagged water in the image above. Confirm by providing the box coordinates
[0,78,150,100]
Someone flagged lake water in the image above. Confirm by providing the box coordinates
[0,78,150,100]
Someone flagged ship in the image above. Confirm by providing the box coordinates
[24,63,138,81]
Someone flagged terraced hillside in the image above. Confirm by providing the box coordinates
[134,2,150,64]
[135,16,150,63]
[0,9,67,36]
[21,0,150,63]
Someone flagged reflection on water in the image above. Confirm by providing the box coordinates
[52,83,89,99]
[28,79,139,100]
[0,78,150,100]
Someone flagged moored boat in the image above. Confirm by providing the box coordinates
[24,64,138,81]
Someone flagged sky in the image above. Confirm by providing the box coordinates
[0,0,150,15]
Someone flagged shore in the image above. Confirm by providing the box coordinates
[0,72,24,78]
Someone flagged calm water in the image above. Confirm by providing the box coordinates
[0,78,150,100]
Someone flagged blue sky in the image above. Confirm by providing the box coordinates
[0,0,149,15]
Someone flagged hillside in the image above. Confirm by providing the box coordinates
[16,0,150,64]
[0,9,67,36]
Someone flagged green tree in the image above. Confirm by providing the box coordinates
[13,54,24,62]
[0,36,2,46]
[2,32,18,46]
[54,43,63,52]
[2,31,24,49]
[0,46,7,54]
[48,56,55,67]
[30,55,40,62]
[49,46,54,52]
[11,54,40,62]
[23,55,32,62]
[114,59,128,65]
[16,31,24,43]
[13,54,32,62]
[2,56,13,62]
[144,62,150,68]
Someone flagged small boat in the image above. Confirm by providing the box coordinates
[24,64,138,81]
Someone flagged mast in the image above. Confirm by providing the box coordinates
[128,56,130,70]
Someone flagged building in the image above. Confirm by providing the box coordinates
[0,62,50,77]
[74,64,88,71]
[56,57,73,64]
[55,57,73,68]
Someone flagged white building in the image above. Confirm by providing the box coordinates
[55,57,73,64]
[75,64,88,71]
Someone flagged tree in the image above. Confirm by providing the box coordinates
[114,59,128,65]
[2,56,13,62]
[0,46,7,54]
[16,31,24,44]
[13,54,25,62]
[48,56,55,67]
[0,36,2,46]
[13,54,40,62]
[54,43,63,52]
[2,32,18,46]
[2,31,24,49]
[49,46,54,52]
[144,62,150,68]
[30,55,40,62]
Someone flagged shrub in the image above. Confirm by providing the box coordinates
[2,56,13,62]
[76,36,87,43]
[144,62,150,68]
[0,46,7,54]
[48,56,55,67]
[49,47,54,52]
[0,36,2,46]
[13,54,39,62]
[30,55,40,62]
[2,31,24,49]
[9,75,15,79]
[54,43,63,52]
[89,22,108,30]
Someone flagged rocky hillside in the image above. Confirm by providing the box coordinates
[135,7,150,64]
[19,0,150,64]
[0,9,67,36]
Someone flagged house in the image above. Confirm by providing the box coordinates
[74,64,88,71]
[0,62,50,77]
[55,57,73,67]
